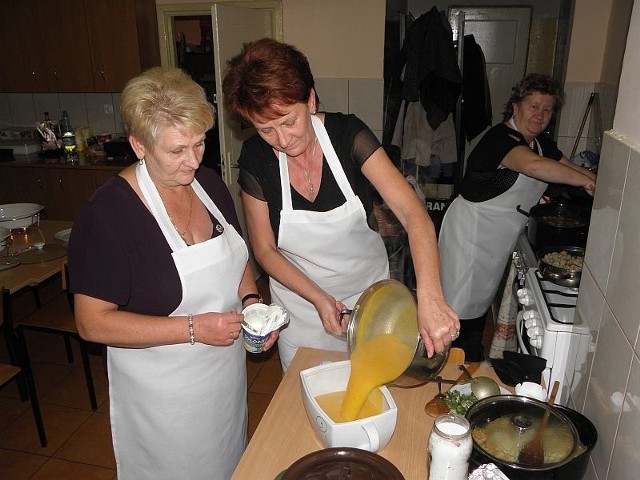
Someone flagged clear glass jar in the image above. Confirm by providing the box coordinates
[428,412,472,480]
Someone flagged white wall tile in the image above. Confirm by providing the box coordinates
[583,304,634,479]
[607,146,640,343]
[573,265,604,409]
[58,93,88,130]
[315,78,349,113]
[7,93,36,128]
[32,94,61,123]
[86,93,117,135]
[584,132,626,292]
[608,355,640,479]
[348,78,383,131]
[112,93,123,135]
[0,93,11,128]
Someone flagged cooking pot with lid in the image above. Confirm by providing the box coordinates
[517,203,590,251]
[466,395,588,479]
[342,279,449,386]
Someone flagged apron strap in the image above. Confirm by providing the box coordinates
[278,114,358,210]
[136,162,231,251]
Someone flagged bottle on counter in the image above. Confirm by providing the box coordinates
[60,110,79,165]
[428,412,473,480]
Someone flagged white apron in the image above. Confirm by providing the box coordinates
[439,137,546,319]
[108,163,248,480]
[272,115,389,370]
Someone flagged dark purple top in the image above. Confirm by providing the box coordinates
[68,167,241,316]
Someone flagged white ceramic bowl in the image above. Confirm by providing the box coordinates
[0,203,44,230]
[299,360,397,452]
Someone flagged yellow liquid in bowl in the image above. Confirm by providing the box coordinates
[315,390,384,423]
[340,334,414,421]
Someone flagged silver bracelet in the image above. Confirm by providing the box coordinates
[188,314,195,345]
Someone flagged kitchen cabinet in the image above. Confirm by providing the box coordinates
[84,0,160,92]
[0,0,49,92]
[36,0,94,93]
[0,163,124,221]
[0,0,159,93]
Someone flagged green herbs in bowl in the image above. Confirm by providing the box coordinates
[445,390,478,416]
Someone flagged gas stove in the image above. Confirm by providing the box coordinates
[512,234,590,405]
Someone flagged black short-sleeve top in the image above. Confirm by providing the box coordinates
[68,167,241,316]
[237,112,381,240]
[460,123,563,202]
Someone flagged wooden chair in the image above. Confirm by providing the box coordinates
[15,262,98,411]
[1,286,48,447]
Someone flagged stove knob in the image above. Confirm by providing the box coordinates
[525,318,539,329]
[530,336,543,348]
[527,326,542,337]
[517,289,534,306]
[523,310,539,320]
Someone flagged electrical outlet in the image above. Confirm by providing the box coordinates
[104,104,114,114]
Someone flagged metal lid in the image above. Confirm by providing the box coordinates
[466,395,579,468]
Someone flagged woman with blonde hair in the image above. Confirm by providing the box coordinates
[69,67,277,479]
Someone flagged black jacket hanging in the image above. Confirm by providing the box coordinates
[462,34,492,142]
[401,6,462,131]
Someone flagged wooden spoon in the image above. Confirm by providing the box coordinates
[518,380,560,465]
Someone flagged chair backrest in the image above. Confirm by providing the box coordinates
[62,261,74,311]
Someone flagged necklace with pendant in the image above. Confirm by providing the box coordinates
[289,136,319,199]
[163,186,194,239]
[509,117,537,151]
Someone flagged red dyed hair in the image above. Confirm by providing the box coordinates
[222,38,316,123]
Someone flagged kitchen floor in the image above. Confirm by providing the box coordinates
[0,275,282,480]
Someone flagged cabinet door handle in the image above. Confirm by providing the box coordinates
[59,175,64,191]
[38,175,43,189]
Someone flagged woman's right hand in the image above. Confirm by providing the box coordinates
[581,175,597,196]
[314,293,346,337]
[195,311,243,346]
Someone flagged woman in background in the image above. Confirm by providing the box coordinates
[438,73,596,361]
[69,67,276,479]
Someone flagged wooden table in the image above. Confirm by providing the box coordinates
[231,347,513,480]
[1,219,71,295]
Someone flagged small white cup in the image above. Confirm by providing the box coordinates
[515,382,547,401]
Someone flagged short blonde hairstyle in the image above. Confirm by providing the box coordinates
[120,67,215,150]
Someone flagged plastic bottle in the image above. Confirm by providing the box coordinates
[428,413,473,480]
[60,110,79,164]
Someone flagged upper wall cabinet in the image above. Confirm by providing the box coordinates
[0,0,160,93]
[38,0,95,92]
[0,0,50,92]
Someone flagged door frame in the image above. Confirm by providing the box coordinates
[156,1,283,69]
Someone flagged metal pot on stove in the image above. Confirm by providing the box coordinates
[517,203,590,251]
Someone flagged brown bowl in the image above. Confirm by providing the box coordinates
[281,447,404,479]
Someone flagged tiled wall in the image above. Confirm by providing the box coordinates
[0,91,124,137]
[314,78,383,141]
[0,78,383,142]
[570,130,640,479]
[556,82,618,160]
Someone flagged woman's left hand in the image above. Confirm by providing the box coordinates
[417,295,460,357]
[262,330,280,351]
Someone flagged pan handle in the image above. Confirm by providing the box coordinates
[516,205,530,217]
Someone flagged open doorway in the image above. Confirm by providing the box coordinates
[174,15,221,176]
